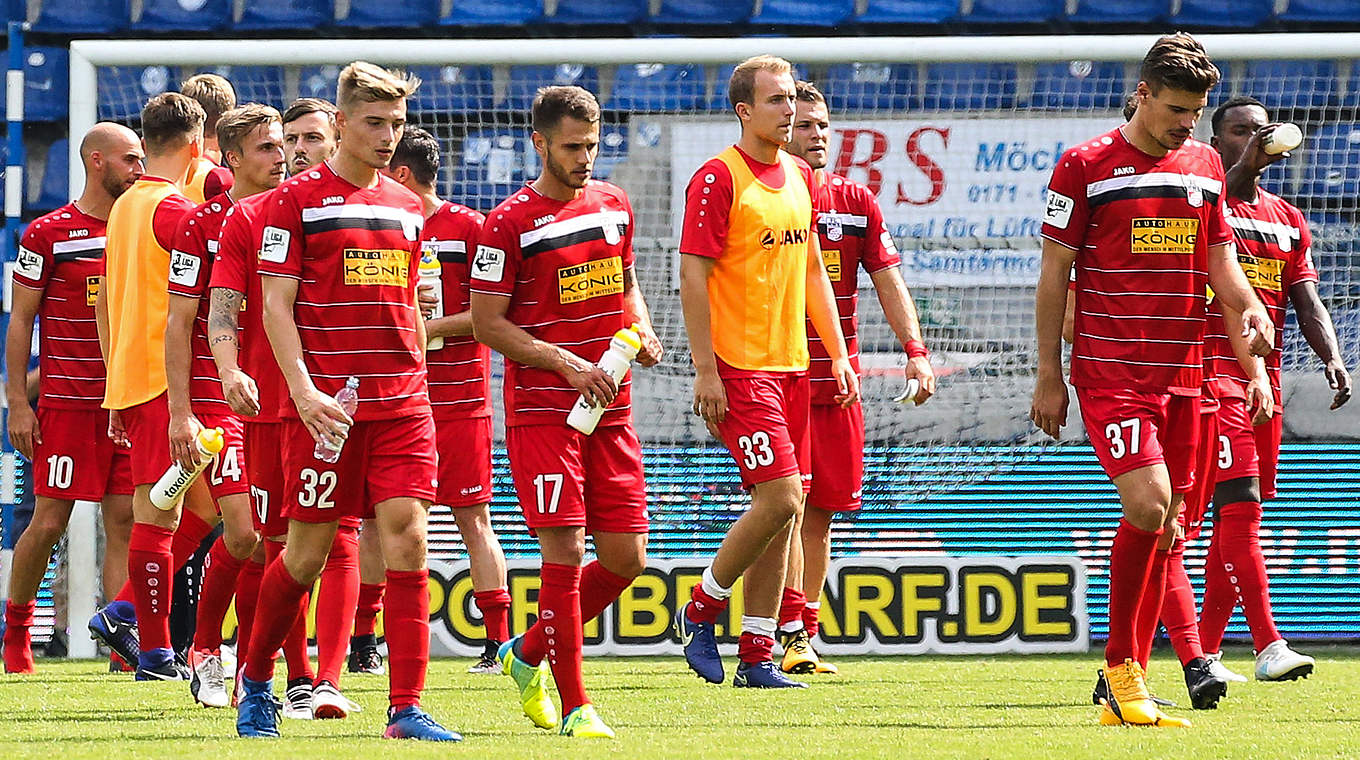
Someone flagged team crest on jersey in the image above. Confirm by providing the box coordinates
[86,276,100,307]
[1131,218,1198,255]
[1185,180,1203,208]
[261,226,290,263]
[558,256,623,305]
[821,249,842,282]
[15,246,43,279]
[825,215,844,242]
[169,250,201,287]
[472,245,505,282]
[343,248,409,287]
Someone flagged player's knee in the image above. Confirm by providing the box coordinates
[1123,498,1169,532]
[224,531,259,560]
[603,551,646,580]
[283,545,329,584]
[22,515,67,549]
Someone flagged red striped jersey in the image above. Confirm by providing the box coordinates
[1042,127,1232,394]
[257,163,429,421]
[471,181,635,428]
[423,201,491,419]
[13,205,109,409]
[167,193,236,415]
[805,170,900,405]
[1205,190,1317,402]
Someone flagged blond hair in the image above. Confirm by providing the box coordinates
[216,103,282,159]
[336,61,420,112]
[728,55,793,110]
[180,73,237,134]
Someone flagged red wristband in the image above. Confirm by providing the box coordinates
[904,339,929,359]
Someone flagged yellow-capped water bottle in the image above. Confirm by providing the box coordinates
[567,325,643,435]
[419,244,444,351]
[150,427,225,511]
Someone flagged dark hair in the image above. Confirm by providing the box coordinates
[1139,33,1220,94]
[1211,95,1268,136]
[1122,92,1137,121]
[391,126,440,187]
[282,97,337,126]
[531,85,600,135]
[795,80,825,105]
[140,92,205,154]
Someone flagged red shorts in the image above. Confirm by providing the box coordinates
[33,406,133,501]
[246,420,289,537]
[1179,398,1220,540]
[1211,395,1262,489]
[807,402,864,511]
[120,393,172,487]
[1254,412,1282,500]
[198,413,249,502]
[1076,388,1200,493]
[435,414,493,508]
[715,372,810,491]
[281,413,437,523]
[506,423,648,534]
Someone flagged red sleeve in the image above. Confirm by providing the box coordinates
[204,166,234,200]
[13,220,54,290]
[210,206,250,293]
[1286,207,1319,286]
[678,158,733,259]
[795,158,820,230]
[469,207,521,297]
[621,189,636,270]
[167,205,212,297]
[257,185,306,280]
[1204,155,1233,247]
[152,195,196,252]
[857,185,900,274]
[1040,149,1090,251]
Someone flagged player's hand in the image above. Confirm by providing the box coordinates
[1241,307,1274,357]
[1326,360,1352,409]
[220,368,262,418]
[169,412,206,470]
[293,386,354,449]
[1241,123,1293,173]
[905,356,936,406]
[1246,375,1274,426]
[108,410,130,449]
[6,403,39,461]
[692,368,727,427]
[1029,373,1069,440]
[635,323,664,368]
[830,357,860,409]
[560,350,617,407]
[417,283,439,319]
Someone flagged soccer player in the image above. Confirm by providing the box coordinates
[1197,97,1352,681]
[675,55,858,688]
[163,104,285,706]
[777,80,935,675]
[282,98,338,177]
[1032,33,1273,727]
[180,73,236,203]
[383,127,511,675]
[2,123,142,674]
[235,61,459,742]
[92,92,224,680]
[471,85,662,739]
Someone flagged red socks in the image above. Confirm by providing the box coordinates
[127,522,176,652]
[113,510,216,607]
[192,537,248,651]
[1160,541,1204,666]
[686,584,729,625]
[233,557,266,671]
[578,561,633,625]
[1105,519,1162,667]
[1134,548,1171,670]
[472,588,512,643]
[260,539,314,684]
[738,631,777,665]
[802,602,820,638]
[354,582,386,638]
[1212,501,1281,651]
[1199,533,1233,653]
[242,555,309,683]
[522,563,586,714]
[778,587,807,633]
[384,569,431,711]
[3,601,36,673]
[316,526,360,685]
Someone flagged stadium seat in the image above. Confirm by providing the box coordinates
[132,0,232,31]
[97,65,175,121]
[1068,0,1170,23]
[1298,123,1360,200]
[592,124,629,180]
[408,65,495,114]
[1280,0,1360,22]
[653,0,753,24]
[823,63,916,112]
[297,65,341,102]
[921,63,1017,111]
[750,0,855,26]
[1173,0,1273,27]
[1241,60,1338,111]
[709,62,808,111]
[187,66,288,108]
[441,0,544,26]
[32,0,130,33]
[503,64,599,111]
[35,139,70,213]
[237,0,334,30]
[552,0,648,24]
[966,0,1063,23]
[452,129,538,213]
[340,0,438,27]
[1026,60,1126,110]
[609,64,705,112]
[23,47,69,123]
[857,0,960,23]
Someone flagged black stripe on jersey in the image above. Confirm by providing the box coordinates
[53,250,104,263]
[1229,224,1288,248]
[1088,186,1220,209]
[303,217,407,235]
[438,251,467,264]
[817,220,868,238]
[521,224,627,258]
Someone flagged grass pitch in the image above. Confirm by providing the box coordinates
[2,649,1357,759]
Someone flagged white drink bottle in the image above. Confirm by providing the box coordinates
[567,325,642,435]
[419,246,445,351]
[1261,123,1303,155]
[150,426,225,511]
[314,376,360,463]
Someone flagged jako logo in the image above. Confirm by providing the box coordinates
[759,227,808,250]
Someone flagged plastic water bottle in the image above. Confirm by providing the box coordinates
[150,427,225,511]
[567,325,642,435]
[419,245,444,351]
[314,376,360,463]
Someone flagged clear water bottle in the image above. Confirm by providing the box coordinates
[419,245,444,351]
[566,325,642,435]
[314,376,360,463]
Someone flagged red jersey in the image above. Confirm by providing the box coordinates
[678,146,817,261]
[471,181,635,427]
[257,163,429,421]
[1042,127,1232,394]
[212,192,289,422]
[1206,190,1317,403]
[167,193,236,415]
[13,205,110,409]
[422,201,491,419]
[805,170,899,405]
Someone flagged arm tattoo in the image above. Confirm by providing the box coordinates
[208,288,243,334]
[622,265,637,290]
